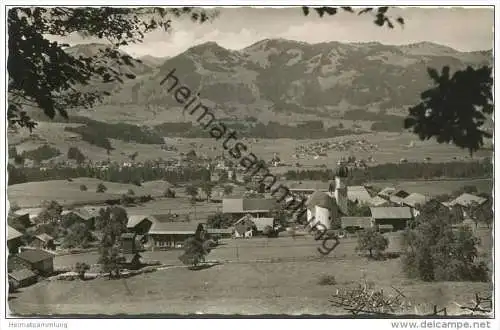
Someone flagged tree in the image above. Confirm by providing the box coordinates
[79,184,88,191]
[120,193,135,206]
[201,181,214,201]
[223,184,233,197]
[356,228,389,259]
[67,147,86,164]
[469,198,493,229]
[74,262,90,280]
[96,182,107,193]
[99,246,126,279]
[404,66,493,156]
[178,224,212,268]
[163,188,176,198]
[62,222,93,248]
[36,200,63,223]
[185,184,198,201]
[7,7,216,130]
[127,189,135,196]
[207,212,232,229]
[402,201,489,282]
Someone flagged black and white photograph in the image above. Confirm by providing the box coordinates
[2,2,497,322]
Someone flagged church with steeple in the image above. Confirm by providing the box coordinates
[305,164,349,230]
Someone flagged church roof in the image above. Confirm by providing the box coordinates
[305,191,337,211]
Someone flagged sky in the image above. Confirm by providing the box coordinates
[59,7,494,58]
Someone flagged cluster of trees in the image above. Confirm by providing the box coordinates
[20,144,61,163]
[155,120,363,139]
[64,116,164,149]
[7,163,210,185]
[284,159,492,182]
[402,201,489,282]
[96,206,129,279]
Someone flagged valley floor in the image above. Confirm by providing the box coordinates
[8,236,493,316]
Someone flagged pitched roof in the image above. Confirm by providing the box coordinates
[403,193,430,208]
[378,187,396,198]
[35,233,54,242]
[126,215,154,228]
[14,208,44,219]
[149,217,204,235]
[9,268,37,281]
[341,217,372,229]
[368,196,390,207]
[17,249,55,263]
[370,207,413,219]
[306,191,337,210]
[8,226,23,241]
[449,193,487,208]
[347,186,372,204]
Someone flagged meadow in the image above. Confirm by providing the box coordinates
[10,233,493,316]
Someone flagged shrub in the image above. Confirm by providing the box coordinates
[318,275,337,286]
[96,183,107,193]
[127,189,135,196]
[355,228,389,259]
[163,188,176,198]
[80,184,88,191]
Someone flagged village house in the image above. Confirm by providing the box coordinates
[61,207,100,229]
[377,187,396,200]
[370,206,413,231]
[388,190,411,206]
[444,193,488,219]
[402,193,430,210]
[9,268,38,289]
[9,249,55,276]
[367,195,391,207]
[30,233,55,251]
[222,197,277,222]
[7,225,24,254]
[14,208,44,226]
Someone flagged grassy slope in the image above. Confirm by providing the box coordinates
[10,234,492,316]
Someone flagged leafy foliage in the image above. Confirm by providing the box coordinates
[179,224,212,267]
[7,7,216,130]
[402,201,489,282]
[200,181,215,201]
[356,228,389,259]
[79,184,88,191]
[21,144,61,162]
[207,212,233,229]
[185,184,198,200]
[62,222,93,248]
[223,185,234,196]
[404,66,493,156]
[302,6,404,28]
[163,188,176,198]
[96,182,107,193]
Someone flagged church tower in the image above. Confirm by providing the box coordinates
[333,165,349,215]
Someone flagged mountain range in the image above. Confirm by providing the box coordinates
[66,39,492,122]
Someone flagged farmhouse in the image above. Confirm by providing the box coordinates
[378,187,396,199]
[30,233,55,251]
[61,208,99,229]
[222,197,277,221]
[148,219,201,249]
[388,190,411,205]
[126,215,155,235]
[14,208,43,226]
[402,193,430,209]
[447,193,487,208]
[370,206,413,231]
[10,249,55,276]
[9,268,38,288]
[7,225,24,254]
[9,213,36,232]
[367,195,390,207]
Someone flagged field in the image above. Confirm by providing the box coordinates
[9,122,492,165]
[9,233,493,316]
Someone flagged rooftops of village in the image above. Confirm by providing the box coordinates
[448,193,488,208]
